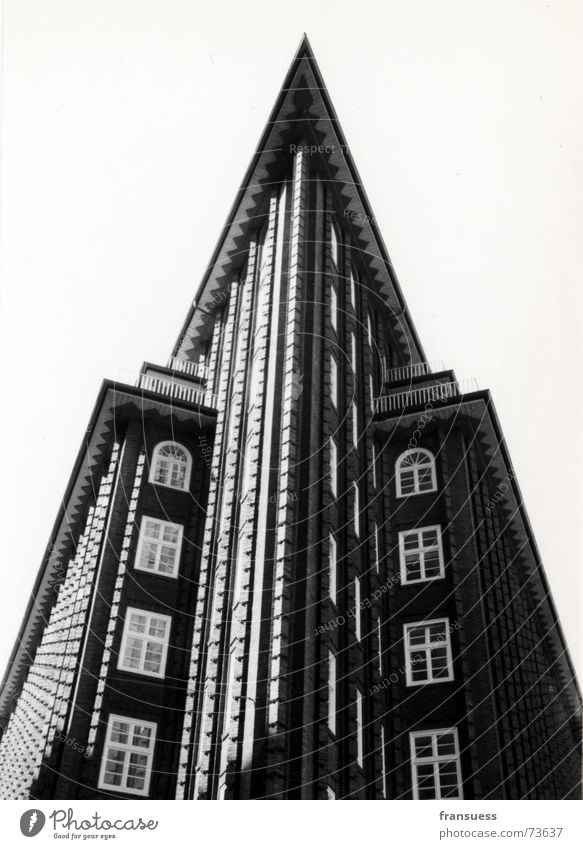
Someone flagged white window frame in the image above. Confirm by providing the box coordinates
[118,607,172,680]
[356,687,364,767]
[329,438,338,498]
[353,481,360,537]
[350,331,357,377]
[330,285,338,333]
[329,533,337,604]
[374,521,380,573]
[371,441,377,488]
[352,401,358,448]
[354,576,361,641]
[395,448,437,498]
[350,268,357,309]
[98,714,157,797]
[134,516,184,579]
[328,650,336,735]
[330,221,339,267]
[377,617,383,676]
[381,725,388,799]
[149,441,192,492]
[410,728,463,800]
[404,618,454,686]
[398,525,445,585]
[330,354,338,410]
[367,312,373,348]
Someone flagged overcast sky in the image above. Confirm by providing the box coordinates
[1,0,581,679]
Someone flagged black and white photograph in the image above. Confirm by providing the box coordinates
[0,0,581,839]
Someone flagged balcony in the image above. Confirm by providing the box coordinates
[137,373,217,410]
[375,378,479,415]
[383,360,444,385]
[166,356,209,381]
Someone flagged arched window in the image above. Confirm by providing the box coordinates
[149,441,192,491]
[396,448,437,497]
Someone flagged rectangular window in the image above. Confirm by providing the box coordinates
[369,373,375,413]
[367,313,373,348]
[410,728,463,799]
[98,714,156,797]
[351,331,357,377]
[399,525,444,584]
[350,268,357,309]
[381,725,388,799]
[374,521,380,573]
[404,619,454,686]
[354,576,361,641]
[118,608,172,679]
[329,438,338,498]
[371,441,377,488]
[135,516,183,578]
[352,402,358,448]
[329,534,337,604]
[353,481,360,537]
[328,651,336,734]
[331,221,339,266]
[356,688,364,767]
[327,786,336,800]
[377,617,383,676]
[330,285,338,333]
[330,354,338,410]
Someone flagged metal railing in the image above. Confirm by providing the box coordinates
[375,378,479,414]
[138,374,217,409]
[166,356,209,380]
[384,360,445,384]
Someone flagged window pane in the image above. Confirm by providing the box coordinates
[132,726,152,747]
[162,525,179,544]
[126,753,148,790]
[414,736,433,758]
[406,563,422,581]
[129,614,147,634]
[436,734,456,757]
[123,638,143,669]
[111,722,129,744]
[422,529,438,546]
[417,468,433,489]
[104,749,125,786]
[148,618,168,639]
[140,542,158,570]
[407,628,426,646]
[145,520,161,539]
[403,533,419,551]
[416,764,436,798]
[400,471,415,493]
[143,642,163,672]
[158,546,176,572]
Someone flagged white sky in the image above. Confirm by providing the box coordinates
[0,0,581,681]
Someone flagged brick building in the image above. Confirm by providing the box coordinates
[0,36,580,800]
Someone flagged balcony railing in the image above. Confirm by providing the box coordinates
[375,378,479,414]
[166,356,209,380]
[138,374,217,409]
[384,360,445,385]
